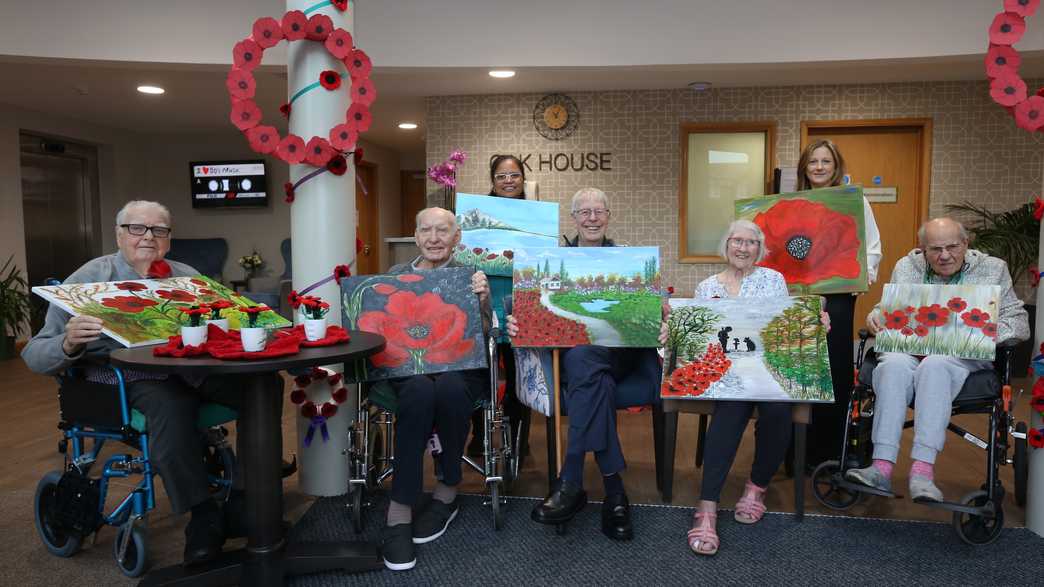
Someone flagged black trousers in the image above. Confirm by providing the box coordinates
[125,374,282,514]
[806,292,857,466]
[700,401,793,502]
[389,370,484,506]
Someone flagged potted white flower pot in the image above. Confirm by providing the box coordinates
[206,318,229,332]
[181,325,207,347]
[241,327,267,352]
[304,317,327,342]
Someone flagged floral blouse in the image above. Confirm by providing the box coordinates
[695,266,788,299]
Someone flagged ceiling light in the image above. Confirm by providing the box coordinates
[137,85,165,95]
[398,122,419,130]
[688,81,712,92]
[488,70,516,79]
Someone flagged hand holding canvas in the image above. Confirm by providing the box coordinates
[866,310,883,335]
[505,313,519,338]
[63,315,104,355]
[471,270,490,302]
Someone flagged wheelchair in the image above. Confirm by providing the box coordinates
[344,317,519,531]
[33,362,237,577]
[812,329,1031,545]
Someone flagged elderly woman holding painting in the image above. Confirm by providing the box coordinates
[686,220,795,556]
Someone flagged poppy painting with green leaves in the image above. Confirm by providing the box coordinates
[875,283,1001,360]
[735,185,868,295]
[340,267,487,381]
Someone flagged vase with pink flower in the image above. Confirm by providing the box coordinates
[427,149,466,210]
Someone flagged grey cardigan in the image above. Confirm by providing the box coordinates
[871,248,1029,345]
[21,253,198,376]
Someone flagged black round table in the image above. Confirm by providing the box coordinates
[111,331,386,587]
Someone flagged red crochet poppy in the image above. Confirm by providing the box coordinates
[982,322,998,339]
[148,260,172,278]
[1029,427,1044,448]
[333,264,352,284]
[281,10,308,41]
[346,103,372,132]
[306,14,334,41]
[753,199,861,286]
[115,281,148,292]
[915,304,950,328]
[304,137,337,167]
[354,148,365,165]
[1015,95,1044,132]
[284,182,296,204]
[289,389,307,404]
[1006,0,1040,18]
[374,283,398,295]
[914,325,930,337]
[102,296,159,313]
[156,289,196,302]
[961,308,991,328]
[232,39,263,71]
[230,99,262,131]
[985,45,1021,78]
[325,29,354,60]
[989,12,1026,45]
[279,102,292,119]
[246,125,280,154]
[990,71,1028,107]
[331,0,348,10]
[251,16,284,48]
[358,291,475,368]
[883,310,909,330]
[277,135,307,164]
[320,402,338,418]
[346,49,372,80]
[301,401,318,418]
[351,78,377,106]
[329,123,359,151]
[319,70,342,91]
[946,297,968,312]
[326,155,348,176]
[226,68,256,100]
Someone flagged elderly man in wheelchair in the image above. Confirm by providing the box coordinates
[22,200,281,569]
[845,217,1029,503]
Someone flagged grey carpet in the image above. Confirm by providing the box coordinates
[288,493,1042,586]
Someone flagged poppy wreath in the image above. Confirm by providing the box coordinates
[985,1,1044,132]
[290,367,349,446]
[226,4,375,168]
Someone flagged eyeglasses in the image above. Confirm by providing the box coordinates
[120,224,171,238]
[924,242,964,257]
[727,237,760,249]
[494,172,523,182]
[572,209,609,219]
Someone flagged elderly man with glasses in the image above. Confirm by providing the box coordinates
[846,217,1028,502]
[22,200,279,566]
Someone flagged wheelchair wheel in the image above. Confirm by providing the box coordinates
[202,437,236,503]
[811,460,860,511]
[34,471,83,557]
[490,482,503,531]
[952,490,1004,546]
[1014,422,1028,507]
[348,485,366,534]
[113,523,148,578]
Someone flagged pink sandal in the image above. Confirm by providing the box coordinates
[734,480,767,524]
[687,510,719,555]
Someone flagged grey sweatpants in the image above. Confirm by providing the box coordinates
[870,353,990,464]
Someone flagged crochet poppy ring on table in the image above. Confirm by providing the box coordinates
[985,1,1044,132]
[226,2,375,168]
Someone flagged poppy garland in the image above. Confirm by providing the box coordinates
[290,367,350,447]
[226,7,375,167]
[985,1,1044,132]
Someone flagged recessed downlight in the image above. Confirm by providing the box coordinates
[398,122,419,130]
[488,70,516,79]
[137,85,165,95]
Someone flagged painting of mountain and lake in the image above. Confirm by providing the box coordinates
[453,193,559,277]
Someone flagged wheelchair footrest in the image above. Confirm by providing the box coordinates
[838,479,900,499]
[913,497,997,518]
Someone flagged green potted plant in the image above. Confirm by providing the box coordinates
[0,255,32,359]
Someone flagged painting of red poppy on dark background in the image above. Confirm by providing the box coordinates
[340,267,487,381]
[735,185,869,295]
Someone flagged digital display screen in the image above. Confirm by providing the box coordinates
[190,160,268,208]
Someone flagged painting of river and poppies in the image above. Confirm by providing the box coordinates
[510,246,663,348]
[874,283,1001,360]
[340,267,487,381]
[661,296,833,402]
[453,193,559,277]
[735,185,868,295]
[31,276,291,347]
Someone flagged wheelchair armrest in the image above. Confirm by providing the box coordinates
[994,339,1019,384]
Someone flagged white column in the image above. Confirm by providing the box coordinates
[288,0,356,496]
[1029,178,1044,537]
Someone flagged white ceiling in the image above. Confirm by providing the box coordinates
[1,52,1041,156]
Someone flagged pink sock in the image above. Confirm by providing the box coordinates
[872,459,894,478]
[910,460,934,480]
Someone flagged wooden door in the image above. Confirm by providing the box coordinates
[355,161,379,275]
[802,119,932,336]
[400,170,426,234]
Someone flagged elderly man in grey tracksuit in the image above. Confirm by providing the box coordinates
[846,217,1029,502]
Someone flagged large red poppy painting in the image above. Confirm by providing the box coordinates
[735,186,868,295]
[875,283,1001,360]
[340,267,487,381]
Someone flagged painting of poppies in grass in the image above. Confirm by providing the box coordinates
[662,296,833,402]
[874,283,1001,360]
[511,246,662,348]
[340,267,487,381]
[31,275,291,347]
[453,193,559,277]
[735,185,868,295]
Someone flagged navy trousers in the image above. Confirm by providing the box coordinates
[389,370,484,506]
[560,345,641,477]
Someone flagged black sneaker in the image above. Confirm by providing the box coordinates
[412,499,459,544]
[381,523,416,571]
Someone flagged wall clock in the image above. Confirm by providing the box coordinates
[533,93,579,140]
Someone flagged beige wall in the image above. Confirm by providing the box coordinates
[426,80,1044,297]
